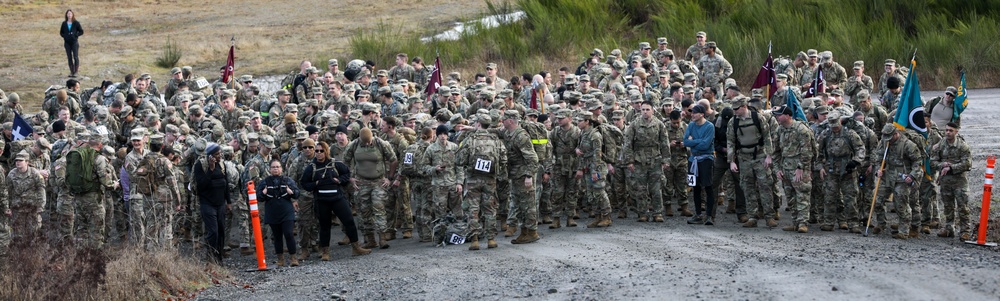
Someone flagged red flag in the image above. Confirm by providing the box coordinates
[751,43,776,100]
[221,41,235,85]
[424,56,442,100]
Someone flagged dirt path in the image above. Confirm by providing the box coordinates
[198,89,1000,300]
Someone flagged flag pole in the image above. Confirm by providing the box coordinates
[229,35,236,90]
[766,41,772,108]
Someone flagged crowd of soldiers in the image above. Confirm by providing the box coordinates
[0,30,976,262]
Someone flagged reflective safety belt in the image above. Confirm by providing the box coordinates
[531,139,549,145]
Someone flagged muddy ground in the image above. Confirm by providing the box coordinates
[197,89,1000,300]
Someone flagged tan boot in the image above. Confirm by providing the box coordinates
[548,218,561,229]
[937,228,954,238]
[487,239,498,249]
[766,219,778,228]
[637,216,649,222]
[892,233,908,240]
[839,222,849,230]
[239,247,254,256]
[542,215,553,224]
[337,236,351,246]
[797,225,809,233]
[738,214,749,223]
[680,205,693,217]
[351,242,372,256]
[774,211,781,220]
[596,214,612,227]
[402,230,413,239]
[512,227,528,243]
[321,248,331,261]
[512,229,540,244]
[290,254,300,267]
[742,219,758,228]
[566,218,578,227]
[468,235,480,251]
[920,225,931,234]
[653,215,665,223]
[276,253,286,267]
[363,233,378,249]
[664,205,674,217]
[379,233,391,249]
[587,216,601,228]
[504,226,518,237]
[299,248,311,261]
[782,225,797,231]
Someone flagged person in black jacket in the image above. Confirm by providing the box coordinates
[60,9,84,77]
[301,141,370,260]
[259,159,301,267]
[711,106,746,221]
[193,143,231,264]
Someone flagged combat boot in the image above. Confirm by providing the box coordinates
[596,214,612,227]
[321,248,331,261]
[512,229,540,244]
[351,242,371,256]
[587,217,601,228]
[820,225,834,231]
[239,246,254,256]
[782,225,797,231]
[928,219,940,229]
[738,214,749,223]
[797,224,809,233]
[920,225,931,234]
[637,216,649,222]
[566,218,578,227]
[468,235,480,251]
[299,248,311,261]
[664,205,675,217]
[873,226,883,235]
[276,254,286,267]
[850,227,862,234]
[512,227,528,243]
[402,230,413,239]
[387,231,397,241]
[774,211,781,220]
[487,239,498,249]
[542,215,553,224]
[959,232,971,241]
[290,255,300,267]
[549,218,561,229]
[363,233,378,249]
[909,225,919,238]
[937,228,954,238]
[504,226,518,237]
[766,219,778,228]
[742,219,758,228]
[680,205,694,217]
[653,215,665,223]
[379,233,391,249]
[618,211,627,219]
[726,201,736,214]
[338,236,351,245]
[892,232,908,240]
[839,222,849,230]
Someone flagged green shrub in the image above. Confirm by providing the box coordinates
[155,36,182,69]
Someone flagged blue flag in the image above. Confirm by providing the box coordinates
[893,59,926,137]
[785,87,807,122]
[11,112,33,141]
[953,71,967,122]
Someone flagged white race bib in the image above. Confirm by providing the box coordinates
[403,152,414,165]
[474,158,493,173]
[195,78,211,90]
[448,233,466,245]
[687,174,697,187]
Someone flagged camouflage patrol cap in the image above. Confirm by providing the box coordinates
[853,61,865,70]
[796,51,808,60]
[171,67,182,75]
[285,103,299,112]
[149,134,164,145]
[479,89,496,100]
[564,91,582,101]
[239,75,254,83]
[731,97,748,108]
[181,66,193,73]
[377,69,388,77]
[814,105,830,115]
[554,109,572,119]
[579,74,591,82]
[435,108,453,121]
[820,51,833,61]
[221,89,237,99]
[830,89,843,96]
[165,124,180,135]
[657,37,668,45]
[328,59,339,66]
[683,73,697,82]
[237,115,250,125]
[884,59,896,66]
[306,67,320,74]
[827,111,843,124]
[751,89,763,98]
[776,73,788,82]
[130,127,147,141]
[612,110,625,120]
[498,89,514,99]
[139,73,152,80]
[857,90,871,100]
[881,124,897,136]
[450,87,462,95]
[15,150,30,161]
[945,86,958,97]
[1,122,10,131]
[187,105,201,116]
[682,84,695,94]
[473,113,492,125]
[807,49,818,58]
[639,42,651,49]
[610,49,622,57]
[565,74,578,85]
[295,130,308,140]
[276,89,290,96]
[304,99,319,108]
[705,41,717,48]
[89,132,104,143]
[485,62,498,70]
[591,49,604,58]
[7,92,19,104]
[575,111,594,121]
[612,59,627,71]
[661,49,674,57]
[377,86,392,96]
[260,135,277,148]
[696,31,707,38]
[34,137,51,150]
[357,89,371,97]
[526,109,539,117]
[349,110,362,120]
[502,110,521,121]
[145,114,160,125]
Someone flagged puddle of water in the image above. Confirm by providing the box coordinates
[420,11,525,43]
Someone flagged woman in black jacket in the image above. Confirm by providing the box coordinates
[301,141,371,260]
[259,159,301,267]
[193,143,231,264]
[60,9,84,77]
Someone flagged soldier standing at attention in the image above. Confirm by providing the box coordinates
[344,127,397,249]
[930,122,973,240]
[624,101,671,222]
[456,114,507,250]
[546,109,581,229]
[772,106,816,233]
[872,124,923,239]
[500,111,540,244]
[696,42,733,99]
[7,151,46,244]
[575,112,613,228]
[727,97,777,228]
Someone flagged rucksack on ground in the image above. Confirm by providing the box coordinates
[66,147,102,194]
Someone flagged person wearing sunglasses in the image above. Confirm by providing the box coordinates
[302,141,371,259]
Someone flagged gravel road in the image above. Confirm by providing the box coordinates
[197,89,1000,301]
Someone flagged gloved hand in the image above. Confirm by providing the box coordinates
[846,160,859,172]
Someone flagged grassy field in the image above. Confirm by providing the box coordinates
[0,0,489,107]
[353,0,1000,91]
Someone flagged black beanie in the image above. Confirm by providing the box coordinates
[435,124,449,136]
[52,120,66,133]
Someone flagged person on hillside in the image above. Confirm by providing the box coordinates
[60,9,84,77]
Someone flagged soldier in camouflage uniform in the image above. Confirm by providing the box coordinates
[818,52,848,90]
[124,128,149,245]
[575,112,613,228]
[500,110,540,244]
[772,106,816,233]
[344,127,397,249]
[456,114,507,250]
[817,112,865,232]
[546,109,581,228]
[401,127,433,242]
[624,101,671,222]
[52,138,78,244]
[872,124,924,239]
[727,98,777,227]
[0,92,24,125]
[389,53,416,85]
[930,122,973,240]
[523,110,552,224]
[845,112,879,225]
[296,67,324,103]
[380,117,413,240]
[844,61,874,106]
[662,109,692,217]
[141,135,181,248]
[878,59,907,95]
[684,31,723,62]
[808,106,831,223]
[218,146,247,255]
[695,42,732,99]
[0,142,8,254]
[7,151,46,243]
[421,125,462,242]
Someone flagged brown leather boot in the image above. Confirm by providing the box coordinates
[487,239,498,249]
[352,242,372,256]
[379,233,391,249]
[664,205,674,217]
[276,253,286,267]
[548,218,561,229]
[596,214,612,227]
[742,219,758,228]
[587,216,601,228]
[920,225,931,234]
[512,229,540,244]
[637,216,649,222]
[468,235,480,251]
[504,226,518,237]
[738,214,749,223]
[402,230,413,239]
[290,254,300,267]
[337,236,351,246]
[542,215,553,224]
[299,248,311,261]
[937,228,954,238]
[797,225,809,233]
[680,205,693,217]
[321,248,331,261]
[766,219,778,228]
[653,215,665,222]
[566,217,578,227]
[363,233,378,249]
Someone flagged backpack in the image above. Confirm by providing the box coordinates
[432,213,469,246]
[730,109,764,151]
[134,154,159,195]
[468,132,500,175]
[400,142,426,178]
[66,147,102,194]
[597,123,622,163]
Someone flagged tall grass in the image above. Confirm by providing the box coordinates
[155,36,183,69]
[349,0,1000,89]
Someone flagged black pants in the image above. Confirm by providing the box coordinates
[201,202,226,262]
[317,197,359,247]
[64,41,79,71]
[269,220,296,254]
[691,158,717,217]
